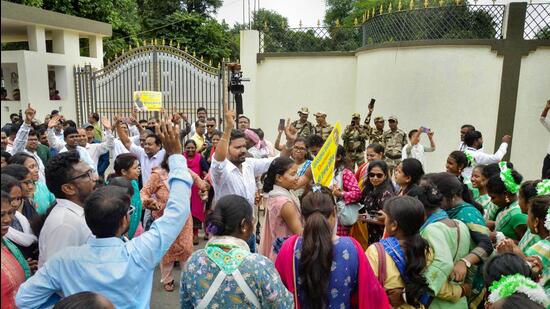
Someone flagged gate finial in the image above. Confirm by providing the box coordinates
[162,38,165,46]
[177,42,180,49]
[201,55,204,62]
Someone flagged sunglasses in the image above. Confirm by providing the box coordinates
[368,172,385,179]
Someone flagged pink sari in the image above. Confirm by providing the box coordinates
[185,153,205,222]
[275,235,390,309]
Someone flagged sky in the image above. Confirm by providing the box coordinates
[215,0,327,28]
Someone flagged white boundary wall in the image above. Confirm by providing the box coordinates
[241,30,549,179]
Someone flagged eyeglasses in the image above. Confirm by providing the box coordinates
[127,205,135,216]
[368,173,385,179]
[68,169,95,182]
[293,147,307,152]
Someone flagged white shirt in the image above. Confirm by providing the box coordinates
[210,157,274,207]
[463,143,508,179]
[85,131,114,164]
[401,143,435,168]
[47,128,97,172]
[540,116,550,154]
[9,122,46,182]
[129,144,166,184]
[38,199,92,267]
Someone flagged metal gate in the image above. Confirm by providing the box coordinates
[74,44,232,128]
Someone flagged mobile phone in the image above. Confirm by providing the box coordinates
[420,126,430,134]
[368,98,376,109]
[278,119,285,131]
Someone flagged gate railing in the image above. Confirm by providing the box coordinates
[75,45,234,130]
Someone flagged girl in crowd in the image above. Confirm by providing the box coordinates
[361,160,395,245]
[8,153,55,215]
[471,164,498,222]
[275,186,390,308]
[180,195,293,308]
[1,174,37,260]
[523,195,549,291]
[203,130,221,164]
[366,196,430,308]
[487,162,527,241]
[431,172,493,307]
[107,153,143,239]
[517,180,543,253]
[1,191,34,309]
[141,151,206,292]
[332,145,362,236]
[409,181,472,308]
[394,158,424,196]
[355,143,385,191]
[290,138,312,198]
[446,151,479,199]
[259,157,302,262]
[183,139,209,244]
[2,164,38,222]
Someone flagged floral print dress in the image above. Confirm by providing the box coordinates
[180,236,293,308]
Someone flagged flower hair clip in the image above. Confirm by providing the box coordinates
[536,179,550,196]
[488,274,549,307]
[312,184,322,193]
[498,162,519,194]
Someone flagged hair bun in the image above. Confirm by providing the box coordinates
[207,211,225,235]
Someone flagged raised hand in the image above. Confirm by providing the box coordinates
[546,99,550,110]
[224,108,235,132]
[502,135,512,144]
[284,118,298,142]
[156,119,181,156]
[101,116,112,131]
[24,103,36,124]
[48,115,61,128]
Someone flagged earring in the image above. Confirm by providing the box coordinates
[505,196,511,203]
[534,227,538,234]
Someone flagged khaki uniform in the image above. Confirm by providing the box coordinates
[342,125,368,166]
[364,114,385,145]
[292,120,315,139]
[383,129,407,175]
[315,123,334,140]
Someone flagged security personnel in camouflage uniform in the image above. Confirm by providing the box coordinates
[314,111,334,141]
[291,107,315,139]
[383,116,407,176]
[364,106,385,145]
[343,113,368,167]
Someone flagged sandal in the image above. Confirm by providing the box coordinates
[163,280,175,292]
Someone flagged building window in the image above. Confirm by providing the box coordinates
[79,37,90,57]
[48,65,66,100]
[1,63,21,101]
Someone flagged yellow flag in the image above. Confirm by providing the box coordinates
[311,121,341,187]
[133,91,162,111]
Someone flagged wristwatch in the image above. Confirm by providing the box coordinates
[460,258,471,268]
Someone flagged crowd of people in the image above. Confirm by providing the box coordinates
[0,99,549,309]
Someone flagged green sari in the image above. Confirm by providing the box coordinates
[446,202,490,306]
[475,194,498,221]
[128,179,143,239]
[494,201,527,241]
[421,220,471,309]
[518,230,541,254]
[524,239,550,294]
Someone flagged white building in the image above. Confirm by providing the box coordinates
[1,1,111,125]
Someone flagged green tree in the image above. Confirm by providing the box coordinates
[325,0,355,26]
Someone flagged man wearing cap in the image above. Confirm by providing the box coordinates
[383,116,407,176]
[363,105,385,145]
[314,111,333,140]
[343,113,368,167]
[291,107,315,139]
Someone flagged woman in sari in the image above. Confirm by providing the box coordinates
[141,152,206,292]
[8,153,54,215]
[1,175,37,260]
[355,143,385,191]
[446,151,479,200]
[471,164,499,223]
[431,172,493,307]
[1,191,33,309]
[332,146,362,236]
[394,158,424,196]
[180,195,293,308]
[487,162,527,241]
[275,186,390,309]
[517,180,543,253]
[290,138,312,199]
[107,153,143,238]
[259,157,302,262]
[1,164,38,223]
[366,196,431,308]
[183,139,209,244]
[361,160,395,245]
